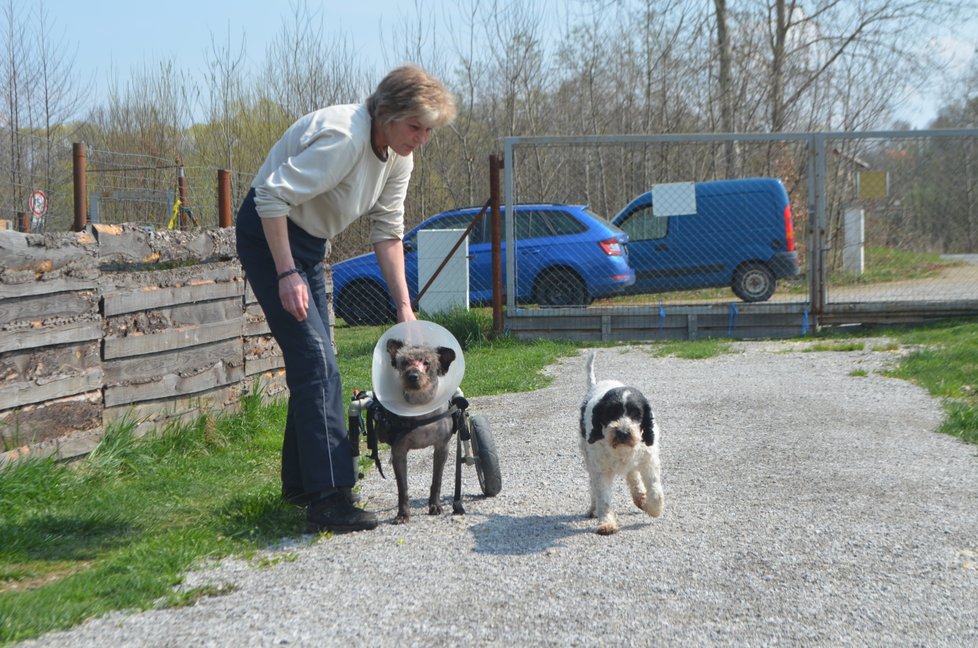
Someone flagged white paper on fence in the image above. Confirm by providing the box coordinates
[651,182,697,217]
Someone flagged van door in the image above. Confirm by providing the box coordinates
[616,203,700,293]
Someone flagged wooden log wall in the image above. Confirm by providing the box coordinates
[0,224,305,463]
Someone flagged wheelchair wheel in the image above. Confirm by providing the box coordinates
[468,414,501,497]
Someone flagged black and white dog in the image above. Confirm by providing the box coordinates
[578,350,664,535]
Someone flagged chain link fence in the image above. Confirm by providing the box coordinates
[0,128,253,232]
[6,125,976,336]
[503,134,815,311]
[326,130,978,334]
[822,132,978,307]
[496,130,978,337]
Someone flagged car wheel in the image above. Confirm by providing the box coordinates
[335,280,394,326]
[732,262,776,302]
[534,268,590,306]
[468,414,501,497]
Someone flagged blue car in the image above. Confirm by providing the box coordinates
[332,203,635,325]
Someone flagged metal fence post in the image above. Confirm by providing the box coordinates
[218,169,232,228]
[810,133,827,321]
[490,154,503,335]
[503,139,516,314]
[177,159,189,230]
[72,142,87,232]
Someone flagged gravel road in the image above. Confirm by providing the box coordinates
[17,341,978,647]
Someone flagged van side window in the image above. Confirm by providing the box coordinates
[619,205,667,241]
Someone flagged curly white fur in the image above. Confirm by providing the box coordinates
[579,350,664,535]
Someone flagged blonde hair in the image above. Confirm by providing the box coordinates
[367,64,457,129]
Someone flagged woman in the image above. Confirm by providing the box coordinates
[235,65,456,533]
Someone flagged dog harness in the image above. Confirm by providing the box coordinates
[347,392,471,515]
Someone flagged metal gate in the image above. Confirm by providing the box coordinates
[501,129,978,340]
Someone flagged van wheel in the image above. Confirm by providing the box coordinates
[336,280,394,326]
[534,269,590,306]
[732,263,776,302]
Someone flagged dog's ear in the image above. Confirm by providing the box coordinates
[641,399,655,446]
[579,401,588,439]
[588,400,606,445]
[435,347,456,375]
[386,339,405,367]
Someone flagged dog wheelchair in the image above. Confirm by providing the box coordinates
[347,388,502,514]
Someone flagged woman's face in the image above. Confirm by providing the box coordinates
[383,117,433,156]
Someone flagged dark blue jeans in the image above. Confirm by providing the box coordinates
[236,189,355,499]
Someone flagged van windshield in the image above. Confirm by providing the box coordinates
[618,205,668,241]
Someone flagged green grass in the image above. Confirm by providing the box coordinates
[0,312,579,645]
[649,338,732,359]
[2,310,976,643]
[876,319,978,444]
[803,341,866,353]
[830,246,957,285]
[0,388,298,644]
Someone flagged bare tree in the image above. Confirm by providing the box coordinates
[714,0,740,175]
[1,0,85,229]
[762,0,970,131]
[199,25,250,171]
[1,0,29,220]
[259,0,372,119]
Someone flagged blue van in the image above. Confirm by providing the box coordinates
[611,178,800,302]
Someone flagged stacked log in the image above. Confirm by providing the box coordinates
[0,224,299,463]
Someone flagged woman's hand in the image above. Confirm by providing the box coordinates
[278,272,309,321]
[259,216,308,321]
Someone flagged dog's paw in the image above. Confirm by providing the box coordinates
[596,521,619,535]
[393,512,411,525]
[644,491,664,518]
[428,502,443,516]
[642,497,665,517]
[631,491,647,510]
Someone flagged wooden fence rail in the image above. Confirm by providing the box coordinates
[0,224,304,463]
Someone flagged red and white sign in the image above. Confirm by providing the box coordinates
[29,189,47,217]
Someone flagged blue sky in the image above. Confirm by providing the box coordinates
[33,0,978,127]
[41,0,407,87]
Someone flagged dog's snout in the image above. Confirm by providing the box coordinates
[405,369,423,385]
[609,426,638,449]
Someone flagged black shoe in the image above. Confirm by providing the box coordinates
[339,487,361,504]
[285,486,360,507]
[306,493,378,533]
[282,487,316,507]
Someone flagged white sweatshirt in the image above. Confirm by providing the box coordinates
[251,104,413,244]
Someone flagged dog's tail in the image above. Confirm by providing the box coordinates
[585,349,597,390]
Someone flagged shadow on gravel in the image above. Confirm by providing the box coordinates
[468,513,587,555]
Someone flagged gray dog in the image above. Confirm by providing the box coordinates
[381,338,458,524]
